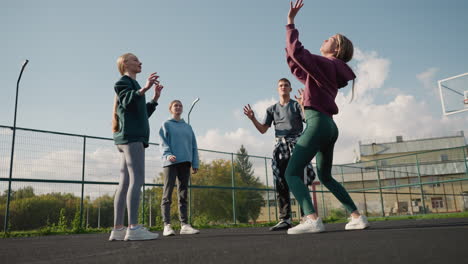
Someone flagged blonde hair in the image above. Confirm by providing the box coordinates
[335,34,356,102]
[335,34,354,63]
[116,53,136,76]
[112,53,136,133]
[169,100,183,113]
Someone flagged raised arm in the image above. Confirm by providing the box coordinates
[243,104,269,134]
[146,83,164,118]
[286,1,328,83]
[287,0,304,25]
[286,54,308,83]
[115,73,159,110]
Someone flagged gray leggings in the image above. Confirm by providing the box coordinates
[114,142,145,226]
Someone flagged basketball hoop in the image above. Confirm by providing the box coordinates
[438,72,468,115]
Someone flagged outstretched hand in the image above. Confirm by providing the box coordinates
[288,0,304,25]
[294,88,305,106]
[145,72,159,90]
[153,83,164,102]
[243,104,255,120]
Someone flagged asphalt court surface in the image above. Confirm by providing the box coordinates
[1,218,468,264]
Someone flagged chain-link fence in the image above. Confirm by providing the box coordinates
[1,125,467,232]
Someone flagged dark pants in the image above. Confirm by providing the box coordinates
[275,156,305,220]
[161,162,191,224]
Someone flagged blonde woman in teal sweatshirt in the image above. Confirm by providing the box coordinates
[159,100,200,236]
[109,53,163,241]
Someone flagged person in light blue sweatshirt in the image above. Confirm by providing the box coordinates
[159,99,200,236]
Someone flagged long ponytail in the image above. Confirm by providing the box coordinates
[349,79,355,103]
[112,53,135,133]
[112,95,119,133]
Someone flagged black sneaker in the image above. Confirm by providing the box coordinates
[269,219,292,231]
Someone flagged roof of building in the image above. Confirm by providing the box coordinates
[359,133,466,156]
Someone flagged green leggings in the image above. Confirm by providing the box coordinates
[285,109,357,215]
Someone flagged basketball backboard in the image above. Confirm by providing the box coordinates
[438,72,468,116]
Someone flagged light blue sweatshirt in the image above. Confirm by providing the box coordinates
[159,118,199,168]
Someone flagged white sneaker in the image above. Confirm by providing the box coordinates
[345,215,370,230]
[124,226,159,241]
[109,227,127,241]
[163,224,176,237]
[180,224,200,235]
[287,217,325,235]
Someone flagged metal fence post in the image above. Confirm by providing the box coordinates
[462,147,468,177]
[231,153,237,224]
[264,158,271,223]
[393,170,400,215]
[80,136,86,228]
[415,154,427,214]
[142,184,146,225]
[320,183,325,217]
[189,172,192,224]
[4,60,28,233]
[375,161,385,217]
[340,166,349,215]
[360,168,368,216]
[3,126,16,233]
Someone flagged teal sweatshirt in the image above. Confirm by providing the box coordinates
[159,118,199,168]
[113,75,158,148]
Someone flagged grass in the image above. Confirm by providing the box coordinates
[367,211,468,222]
[2,211,468,238]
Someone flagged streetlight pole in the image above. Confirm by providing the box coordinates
[187,98,200,125]
[187,98,199,224]
[4,60,29,233]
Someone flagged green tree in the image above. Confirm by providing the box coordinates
[86,194,114,228]
[234,145,265,223]
[191,159,235,223]
[0,190,81,230]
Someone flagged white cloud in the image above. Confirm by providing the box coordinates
[234,98,276,123]
[351,48,391,99]
[334,59,467,164]
[198,128,273,156]
[199,48,468,166]
[417,67,439,90]
[382,87,403,96]
[2,49,467,192]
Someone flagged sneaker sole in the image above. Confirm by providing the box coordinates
[109,238,125,241]
[124,235,159,241]
[345,224,370,230]
[163,233,176,237]
[124,237,159,241]
[287,229,324,235]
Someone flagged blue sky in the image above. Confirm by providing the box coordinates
[2,0,468,163]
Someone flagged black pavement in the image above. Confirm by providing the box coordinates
[1,218,467,264]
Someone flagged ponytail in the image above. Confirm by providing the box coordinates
[349,79,355,103]
[112,95,119,133]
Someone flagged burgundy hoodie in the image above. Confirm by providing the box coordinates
[285,24,355,117]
